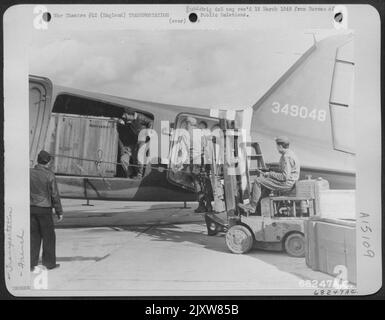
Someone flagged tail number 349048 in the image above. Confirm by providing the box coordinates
[271,101,326,122]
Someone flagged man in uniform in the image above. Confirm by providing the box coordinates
[30,150,63,271]
[238,136,300,215]
[120,111,153,179]
[182,117,206,213]
[198,120,213,212]
[177,117,206,213]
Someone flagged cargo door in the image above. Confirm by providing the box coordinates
[167,113,221,191]
[29,76,53,166]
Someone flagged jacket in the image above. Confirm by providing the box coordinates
[30,164,63,214]
[268,149,300,183]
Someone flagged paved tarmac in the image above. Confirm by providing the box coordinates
[29,199,345,296]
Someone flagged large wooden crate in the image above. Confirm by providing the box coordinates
[305,217,356,284]
[44,113,119,177]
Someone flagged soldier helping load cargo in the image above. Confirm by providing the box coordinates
[238,136,300,215]
[176,117,213,213]
[118,111,153,179]
[184,117,204,212]
[197,120,213,213]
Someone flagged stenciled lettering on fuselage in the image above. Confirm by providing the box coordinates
[271,101,327,122]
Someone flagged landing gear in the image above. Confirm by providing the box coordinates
[284,233,305,257]
[225,225,254,254]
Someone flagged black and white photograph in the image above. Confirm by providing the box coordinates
[3,4,382,298]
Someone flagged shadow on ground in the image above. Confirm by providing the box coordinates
[120,223,228,254]
[56,254,110,262]
[123,223,333,282]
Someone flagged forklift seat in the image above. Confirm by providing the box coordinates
[269,183,296,197]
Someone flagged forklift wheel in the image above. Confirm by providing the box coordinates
[205,214,225,236]
[284,233,305,257]
[225,225,253,254]
[207,222,219,236]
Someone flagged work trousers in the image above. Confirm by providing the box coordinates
[190,164,213,209]
[120,153,133,177]
[30,209,56,268]
[135,141,147,176]
[190,164,203,194]
[250,176,294,208]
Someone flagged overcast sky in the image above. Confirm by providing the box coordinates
[29,29,337,109]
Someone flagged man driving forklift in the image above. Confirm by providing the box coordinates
[238,136,300,215]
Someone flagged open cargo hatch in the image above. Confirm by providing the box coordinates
[166,113,221,191]
[29,75,53,166]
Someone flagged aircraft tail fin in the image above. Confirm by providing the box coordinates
[250,33,355,154]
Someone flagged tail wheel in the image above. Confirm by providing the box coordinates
[284,233,305,257]
[225,225,253,254]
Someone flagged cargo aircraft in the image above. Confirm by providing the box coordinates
[29,33,355,202]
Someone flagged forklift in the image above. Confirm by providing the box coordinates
[205,119,328,257]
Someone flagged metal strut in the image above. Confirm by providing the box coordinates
[82,178,94,206]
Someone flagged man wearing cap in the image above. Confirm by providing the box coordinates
[120,111,153,179]
[179,116,207,213]
[238,136,300,215]
[30,150,63,271]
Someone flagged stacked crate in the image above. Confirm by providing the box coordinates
[305,217,356,284]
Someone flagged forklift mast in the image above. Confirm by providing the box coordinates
[219,119,266,221]
[205,118,270,236]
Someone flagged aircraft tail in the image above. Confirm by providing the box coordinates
[248,33,355,179]
[250,33,354,152]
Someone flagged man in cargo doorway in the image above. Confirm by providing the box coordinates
[182,117,213,213]
[238,136,300,215]
[184,117,206,213]
[118,140,134,178]
[30,150,63,271]
[119,110,153,179]
[198,120,213,212]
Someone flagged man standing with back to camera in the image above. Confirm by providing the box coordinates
[30,150,63,271]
